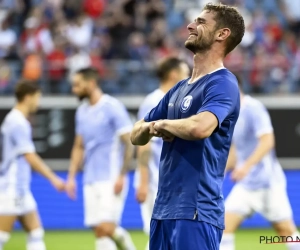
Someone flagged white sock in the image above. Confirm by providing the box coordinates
[112,227,136,250]
[145,240,149,250]
[96,237,117,250]
[26,240,46,250]
[286,231,300,250]
[26,228,46,250]
[0,231,10,250]
[220,233,235,250]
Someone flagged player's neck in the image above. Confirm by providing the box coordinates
[89,89,103,106]
[14,103,30,118]
[189,52,224,83]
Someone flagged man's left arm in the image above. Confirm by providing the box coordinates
[232,105,275,181]
[154,111,218,140]
[112,103,134,194]
[119,132,134,176]
[154,79,239,141]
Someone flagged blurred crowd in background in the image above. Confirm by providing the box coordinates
[0,0,300,95]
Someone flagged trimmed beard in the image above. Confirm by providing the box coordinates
[185,30,215,54]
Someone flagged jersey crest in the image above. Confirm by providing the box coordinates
[180,95,193,113]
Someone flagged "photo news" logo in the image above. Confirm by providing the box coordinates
[260,236,300,244]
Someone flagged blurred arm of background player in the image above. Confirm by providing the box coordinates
[136,143,151,203]
[225,145,236,172]
[114,132,134,195]
[24,153,65,191]
[65,134,84,199]
[231,133,275,181]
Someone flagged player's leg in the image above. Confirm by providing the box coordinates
[0,192,20,250]
[18,192,46,250]
[83,183,117,250]
[263,185,300,250]
[220,185,255,250]
[109,178,136,250]
[141,189,156,250]
[84,181,136,250]
[0,216,16,250]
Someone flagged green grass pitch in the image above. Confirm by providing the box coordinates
[4,229,288,250]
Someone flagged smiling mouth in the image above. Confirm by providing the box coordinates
[188,33,198,38]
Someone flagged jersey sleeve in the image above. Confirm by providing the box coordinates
[197,78,239,130]
[75,109,83,136]
[250,104,273,137]
[11,123,35,155]
[144,89,173,122]
[111,102,133,136]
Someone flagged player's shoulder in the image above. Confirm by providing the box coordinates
[2,109,29,130]
[208,68,238,84]
[244,95,266,110]
[76,101,88,114]
[102,94,126,109]
[142,89,165,107]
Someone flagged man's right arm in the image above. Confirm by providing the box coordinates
[68,135,84,180]
[24,153,64,191]
[66,135,84,199]
[12,123,64,191]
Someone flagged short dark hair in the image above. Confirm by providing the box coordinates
[156,57,184,81]
[203,3,245,55]
[76,67,99,82]
[15,79,40,102]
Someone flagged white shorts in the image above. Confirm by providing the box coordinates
[141,189,157,235]
[0,191,37,216]
[225,184,293,222]
[83,179,128,227]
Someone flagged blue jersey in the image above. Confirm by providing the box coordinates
[0,109,35,195]
[75,95,132,184]
[144,68,240,229]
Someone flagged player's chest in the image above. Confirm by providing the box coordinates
[79,109,112,135]
[167,84,204,119]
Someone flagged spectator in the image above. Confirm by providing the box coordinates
[128,32,150,61]
[46,37,67,93]
[22,52,43,81]
[84,0,105,19]
[65,15,93,49]
[21,16,54,55]
[0,15,17,59]
[66,47,91,80]
[0,61,13,93]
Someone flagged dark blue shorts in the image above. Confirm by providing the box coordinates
[150,219,223,250]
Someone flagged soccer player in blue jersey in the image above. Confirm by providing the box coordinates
[66,67,136,250]
[0,80,65,250]
[220,77,300,250]
[134,57,190,250]
[131,3,245,250]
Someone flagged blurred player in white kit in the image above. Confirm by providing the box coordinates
[220,76,300,250]
[0,80,65,250]
[66,67,136,250]
[135,57,190,250]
